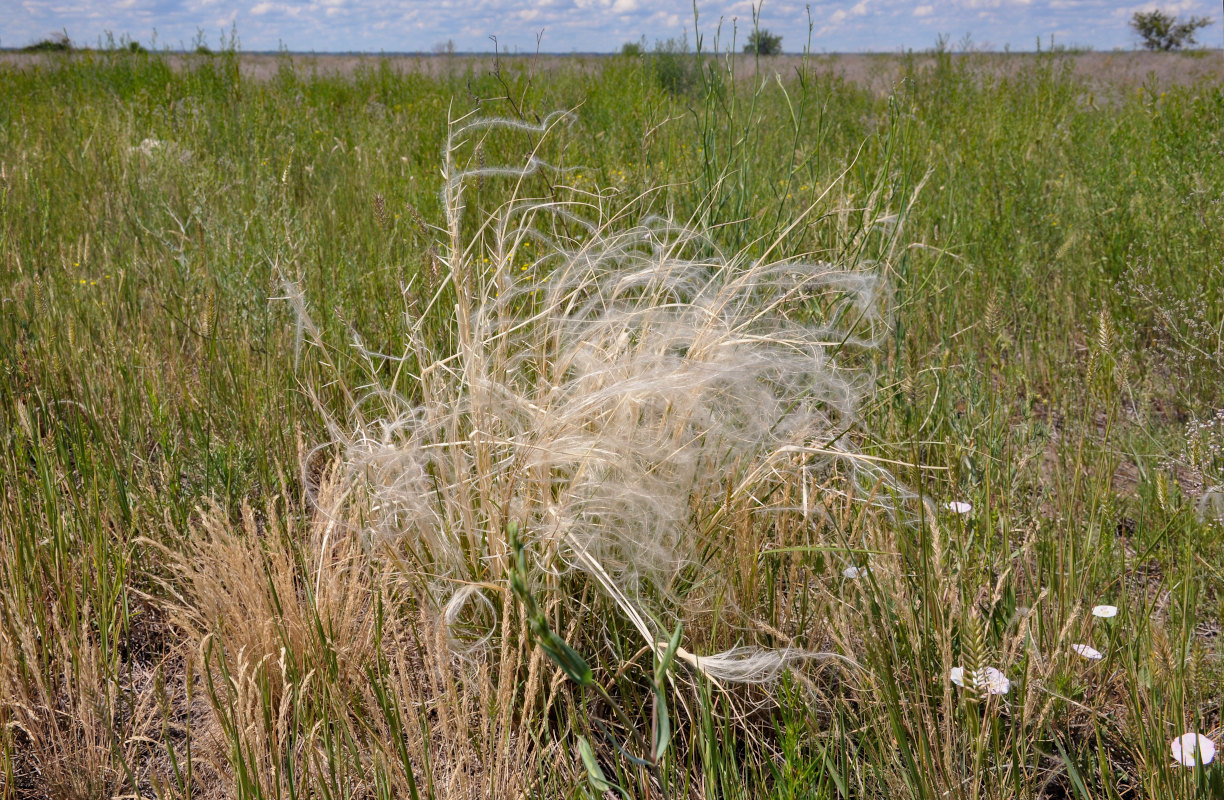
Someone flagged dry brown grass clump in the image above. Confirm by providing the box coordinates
[153,475,547,799]
[0,605,159,799]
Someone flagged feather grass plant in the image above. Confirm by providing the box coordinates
[335,108,888,656]
[252,107,906,791]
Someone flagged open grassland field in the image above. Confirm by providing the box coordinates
[2,46,1224,800]
[4,50,1224,91]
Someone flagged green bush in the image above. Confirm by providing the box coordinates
[620,37,645,57]
[20,33,71,53]
[651,35,695,95]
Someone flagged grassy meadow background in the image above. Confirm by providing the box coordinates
[2,40,1224,799]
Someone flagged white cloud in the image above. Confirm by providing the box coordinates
[914,5,933,15]
[1123,0,1203,15]
[249,1,300,16]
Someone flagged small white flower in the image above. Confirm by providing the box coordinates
[949,666,1010,695]
[1171,732,1216,767]
[1091,605,1118,619]
[979,667,1010,695]
[946,501,973,514]
[1071,644,1104,661]
[842,565,869,579]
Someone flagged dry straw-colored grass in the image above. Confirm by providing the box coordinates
[156,479,542,799]
[0,604,159,799]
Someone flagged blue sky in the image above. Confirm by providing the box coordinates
[5,0,1221,53]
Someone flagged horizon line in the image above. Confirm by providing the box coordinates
[4,46,1206,57]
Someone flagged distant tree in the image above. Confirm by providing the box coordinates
[1130,10,1213,51]
[743,29,783,55]
[621,38,645,56]
[127,40,147,54]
